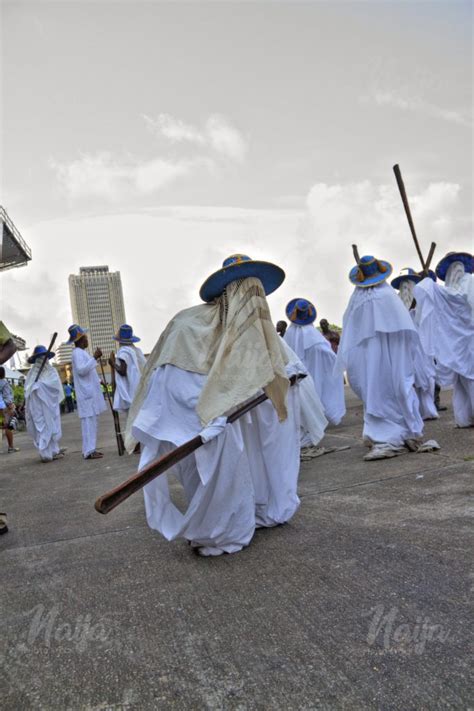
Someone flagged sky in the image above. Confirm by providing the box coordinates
[1,0,472,356]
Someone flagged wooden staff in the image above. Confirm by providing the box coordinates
[34,332,58,383]
[393,164,436,275]
[352,244,361,264]
[99,358,125,456]
[95,377,304,515]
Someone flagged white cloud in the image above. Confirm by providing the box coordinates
[205,115,247,162]
[144,113,247,162]
[4,184,469,353]
[50,153,212,201]
[143,113,205,145]
[370,91,471,128]
[294,180,466,325]
[50,153,129,200]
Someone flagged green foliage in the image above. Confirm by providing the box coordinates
[13,384,24,406]
[317,323,342,333]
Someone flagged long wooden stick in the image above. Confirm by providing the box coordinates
[424,241,437,273]
[352,244,361,264]
[95,379,302,515]
[99,358,125,456]
[392,164,436,276]
[34,332,57,383]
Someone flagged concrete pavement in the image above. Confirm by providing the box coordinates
[1,389,472,710]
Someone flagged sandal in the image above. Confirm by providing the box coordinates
[85,451,103,460]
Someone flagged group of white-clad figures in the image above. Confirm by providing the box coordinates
[24,249,473,556]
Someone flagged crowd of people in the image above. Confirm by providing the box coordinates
[1,250,472,551]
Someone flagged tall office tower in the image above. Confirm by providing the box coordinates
[69,266,126,355]
[54,341,74,365]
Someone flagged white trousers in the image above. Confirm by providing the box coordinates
[452,374,474,427]
[80,415,98,457]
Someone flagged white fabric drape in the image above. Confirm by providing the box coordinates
[413,278,474,380]
[284,324,345,425]
[336,283,423,446]
[125,277,289,452]
[113,345,146,413]
[25,361,64,460]
[133,361,307,553]
[280,338,328,446]
[414,277,474,426]
[409,311,438,420]
[71,349,107,419]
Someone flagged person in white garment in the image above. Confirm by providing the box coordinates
[109,324,146,416]
[413,252,474,428]
[284,298,345,427]
[335,254,426,460]
[390,268,439,421]
[125,254,325,557]
[439,251,474,316]
[68,324,107,459]
[25,345,66,462]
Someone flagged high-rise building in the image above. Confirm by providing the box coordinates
[69,266,126,356]
[54,341,74,365]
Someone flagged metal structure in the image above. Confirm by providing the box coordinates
[0,206,32,271]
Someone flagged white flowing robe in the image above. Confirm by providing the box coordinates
[71,348,107,419]
[133,357,310,553]
[25,361,64,460]
[335,282,424,446]
[410,310,438,420]
[414,277,474,427]
[284,324,346,426]
[113,345,146,414]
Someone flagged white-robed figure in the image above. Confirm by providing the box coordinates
[110,324,146,415]
[68,324,107,459]
[391,268,439,421]
[25,345,65,462]
[284,298,345,428]
[414,252,474,428]
[335,254,425,460]
[126,254,326,557]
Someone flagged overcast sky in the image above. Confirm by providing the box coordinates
[1,0,472,355]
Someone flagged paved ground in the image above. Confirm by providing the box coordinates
[1,389,473,710]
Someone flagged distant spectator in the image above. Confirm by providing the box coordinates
[0,366,19,453]
[319,319,340,354]
[276,320,287,338]
[63,382,75,413]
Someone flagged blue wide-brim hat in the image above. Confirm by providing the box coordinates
[67,324,88,344]
[199,254,285,303]
[286,298,317,326]
[349,255,393,288]
[435,252,473,282]
[114,324,140,343]
[28,345,55,364]
[391,267,422,290]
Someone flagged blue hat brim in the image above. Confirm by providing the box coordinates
[349,260,393,288]
[285,298,317,325]
[391,273,421,290]
[67,328,88,344]
[28,352,55,364]
[114,335,140,343]
[199,260,285,302]
[435,253,473,282]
